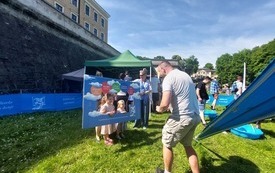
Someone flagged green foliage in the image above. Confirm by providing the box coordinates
[185,55,199,75]
[171,55,185,70]
[1,110,274,173]
[137,56,150,60]
[216,39,275,85]
[204,63,214,70]
[153,56,165,60]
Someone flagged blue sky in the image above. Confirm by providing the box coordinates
[99,0,275,67]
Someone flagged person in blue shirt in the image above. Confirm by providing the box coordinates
[209,77,219,110]
[132,68,152,129]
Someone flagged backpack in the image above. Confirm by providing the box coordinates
[231,81,238,93]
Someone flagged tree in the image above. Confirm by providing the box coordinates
[137,56,150,60]
[204,63,214,70]
[216,53,233,85]
[171,55,185,70]
[154,56,165,60]
[184,55,199,75]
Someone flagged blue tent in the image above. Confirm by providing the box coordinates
[197,59,275,140]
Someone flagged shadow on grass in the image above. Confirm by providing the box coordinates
[115,130,162,152]
[200,156,260,173]
[199,143,260,173]
[262,129,275,138]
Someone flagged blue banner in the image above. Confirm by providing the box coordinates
[0,93,82,117]
[206,94,234,106]
[82,75,141,129]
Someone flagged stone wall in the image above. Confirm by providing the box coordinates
[0,0,119,94]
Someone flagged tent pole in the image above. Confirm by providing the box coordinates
[149,66,152,118]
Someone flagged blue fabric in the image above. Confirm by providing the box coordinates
[197,59,275,140]
[0,93,82,117]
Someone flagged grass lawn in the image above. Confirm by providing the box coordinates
[0,108,274,173]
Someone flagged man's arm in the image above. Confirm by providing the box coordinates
[196,88,202,101]
[156,91,171,113]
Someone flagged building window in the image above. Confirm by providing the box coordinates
[54,2,64,13]
[85,5,90,16]
[71,13,78,22]
[94,12,98,22]
[93,28,98,36]
[100,33,104,41]
[101,18,105,28]
[71,0,78,7]
[84,22,90,31]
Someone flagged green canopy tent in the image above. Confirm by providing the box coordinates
[84,50,156,79]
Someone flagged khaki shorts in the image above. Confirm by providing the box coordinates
[162,115,200,148]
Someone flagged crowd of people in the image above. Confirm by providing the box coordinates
[92,63,268,173]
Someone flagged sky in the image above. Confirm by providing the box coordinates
[98,0,275,67]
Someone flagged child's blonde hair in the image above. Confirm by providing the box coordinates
[117,100,125,108]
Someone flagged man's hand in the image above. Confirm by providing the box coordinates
[198,97,202,102]
[156,106,162,113]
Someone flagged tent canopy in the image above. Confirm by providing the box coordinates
[62,68,84,81]
[197,59,275,140]
[85,50,152,67]
[84,50,156,79]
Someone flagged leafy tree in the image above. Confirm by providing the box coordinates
[216,39,275,86]
[184,55,199,75]
[137,56,150,60]
[154,56,165,60]
[171,55,185,70]
[216,53,233,85]
[204,63,214,70]
[250,39,275,80]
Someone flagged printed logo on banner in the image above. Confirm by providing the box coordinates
[32,97,46,110]
[82,74,141,129]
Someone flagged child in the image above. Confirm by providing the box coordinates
[116,100,127,139]
[95,95,107,142]
[100,93,116,146]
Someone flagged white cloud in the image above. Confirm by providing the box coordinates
[84,74,94,80]
[83,92,101,101]
[107,80,120,86]
[89,82,102,87]
[109,89,117,94]
[88,111,101,117]
[98,0,275,68]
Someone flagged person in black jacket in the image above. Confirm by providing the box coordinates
[196,76,212,127]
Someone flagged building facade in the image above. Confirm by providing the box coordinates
[43,0,109,42]
[191,68,217,79]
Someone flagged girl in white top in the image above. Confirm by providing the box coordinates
[100,94,116,146]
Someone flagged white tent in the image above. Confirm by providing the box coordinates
[62,68,84,82]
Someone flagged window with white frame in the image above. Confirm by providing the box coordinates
[100,33,104,41]
[85,5,90,16]
[84,22,90,31]
[71,13,78,23]
[93,28,98,36]
[94,12,98,22]
[101,18,105,28]
[71,0,78,7]
[54,2,64,13]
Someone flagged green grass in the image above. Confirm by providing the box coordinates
[0,108,274,173]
